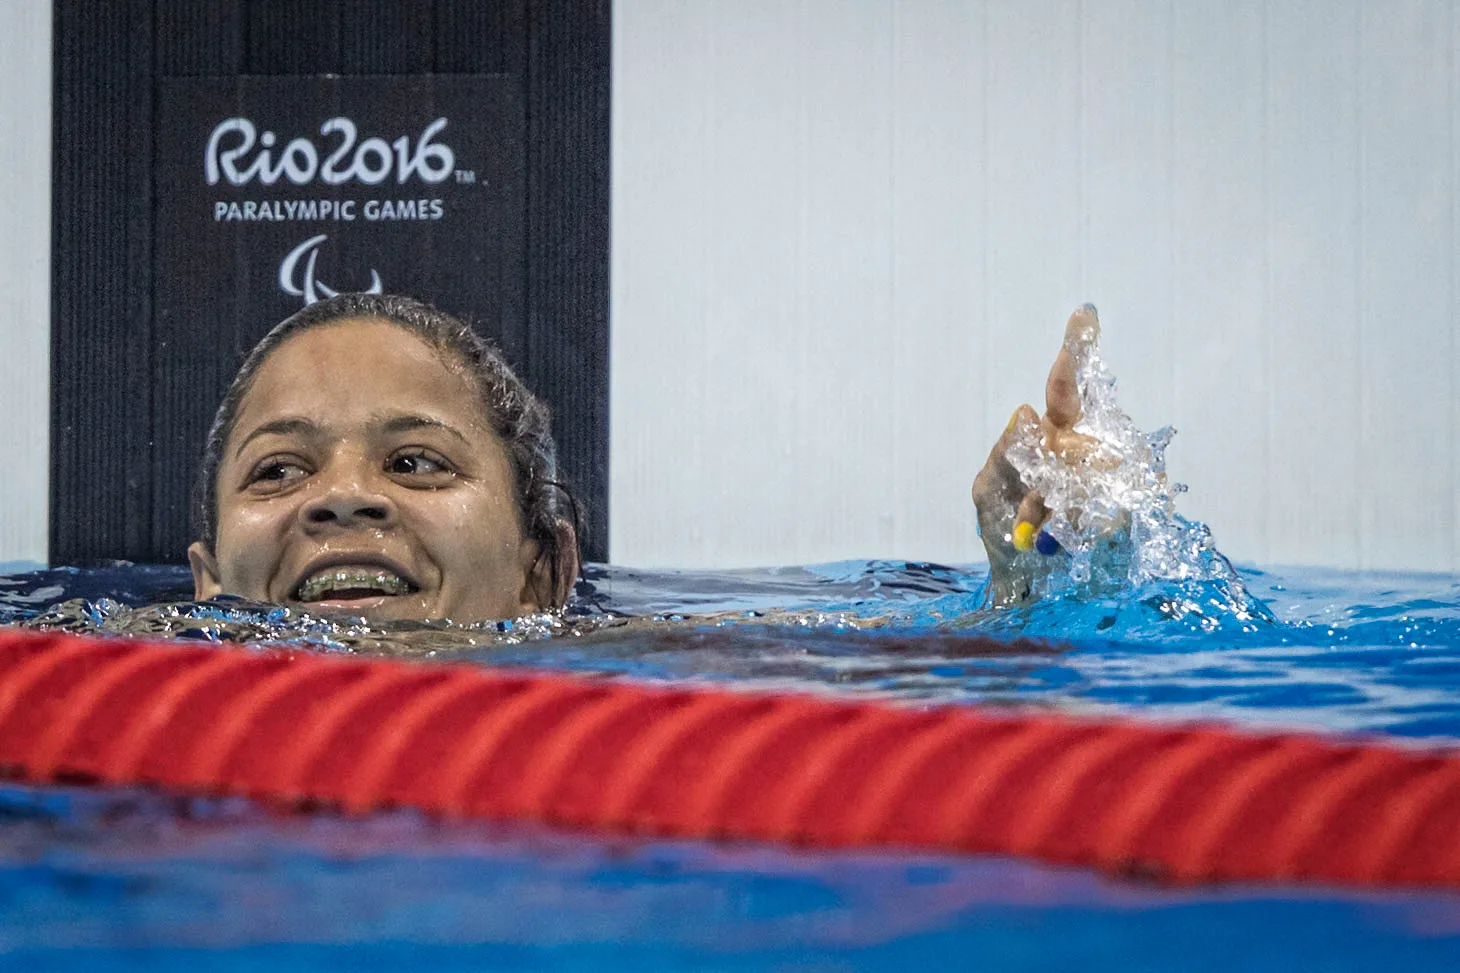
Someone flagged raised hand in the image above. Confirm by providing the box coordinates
[972,304,1104,605]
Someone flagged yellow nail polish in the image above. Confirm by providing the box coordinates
[1005,409,1021,435]
[1012,521,1036,552]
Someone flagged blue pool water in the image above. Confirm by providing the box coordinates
[2,559,1459,969]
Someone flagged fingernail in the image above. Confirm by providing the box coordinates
[1012,521,1037,552]
[1035,530,1062,556]
[1005,409,1021,435]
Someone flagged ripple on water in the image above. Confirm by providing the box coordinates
[1,559,1457,740]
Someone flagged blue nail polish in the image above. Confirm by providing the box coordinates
[1035,530,1061,556]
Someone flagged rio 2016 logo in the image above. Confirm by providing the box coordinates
[205,117,456,187]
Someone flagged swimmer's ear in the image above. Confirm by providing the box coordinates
[516,521,581,612]
[516,538,548,613]
[187,541,223,601]
[549,520,582,607]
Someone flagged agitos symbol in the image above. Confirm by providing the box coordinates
[278,233,384,306]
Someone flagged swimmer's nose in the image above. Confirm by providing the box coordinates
[299,484,398,530]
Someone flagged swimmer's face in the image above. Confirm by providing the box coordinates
[187,318,545,623]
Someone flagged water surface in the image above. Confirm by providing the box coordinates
[4,559,1458,738]
[2,560,1458,969]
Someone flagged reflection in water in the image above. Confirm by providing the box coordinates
[3,781,1459,961]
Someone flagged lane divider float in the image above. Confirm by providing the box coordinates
[0,629,1457,886]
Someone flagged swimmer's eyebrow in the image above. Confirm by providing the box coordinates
[373,413,472,446]
[232,417,321,459]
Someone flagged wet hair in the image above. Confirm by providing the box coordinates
[191,293,582,609]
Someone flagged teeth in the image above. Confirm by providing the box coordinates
[296,567,412,602]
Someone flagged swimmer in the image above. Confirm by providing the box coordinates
[187,294,580,623]
[189,293,1101,623]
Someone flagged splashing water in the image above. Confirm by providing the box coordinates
[1003,307,1249,612]
[3,561,1460,737]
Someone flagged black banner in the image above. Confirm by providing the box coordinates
[155,75,524,359]
[51,0,609,566]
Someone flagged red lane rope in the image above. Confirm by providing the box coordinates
[0,629,1457,887]
[263,666,441,796]
[339,675,518,812]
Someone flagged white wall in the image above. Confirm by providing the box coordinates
[611,0,1460,573]
[3,1,1456,573]
[0,0,51,565]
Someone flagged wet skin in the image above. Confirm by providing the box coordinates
[188,318,547,622]
[972,304,1107,606]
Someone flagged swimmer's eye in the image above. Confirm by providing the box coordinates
[386,448,456,480]
[246,457,310,493]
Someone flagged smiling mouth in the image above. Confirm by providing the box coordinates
[294,566,419,603]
